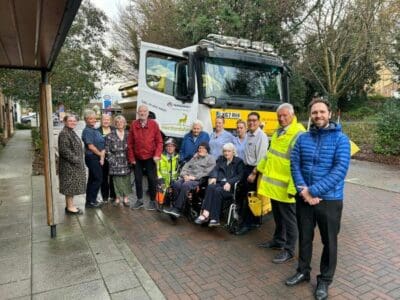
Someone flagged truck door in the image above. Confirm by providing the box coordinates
[138,42,198,138]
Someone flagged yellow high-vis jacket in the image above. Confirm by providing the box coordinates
[257,119,305,203]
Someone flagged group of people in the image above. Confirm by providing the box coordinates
[58,104,163,214]
[57,98,351,300]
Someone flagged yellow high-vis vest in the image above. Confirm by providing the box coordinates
[257,119,305,203]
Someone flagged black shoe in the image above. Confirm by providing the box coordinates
[257,241,284,250]
[163,207,181,217]
[145,200,156,211]
[285,272,310,286]
[65,207,83,215]
[272,250,294,264]
[235,226,251,235]
[130,200,144,210]
[315,281,329,300]
[85,202,103,209]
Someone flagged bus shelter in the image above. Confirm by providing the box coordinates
[0,0,82,237]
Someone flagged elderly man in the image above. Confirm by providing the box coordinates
[179,120,210,164]
[235,112,269,235]
[128,104,163,210]
[257,103,305,264]
[285,98,350,300]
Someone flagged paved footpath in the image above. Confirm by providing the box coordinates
[1,130,400,299]
[0,130,164,300]
[102,172,400,299]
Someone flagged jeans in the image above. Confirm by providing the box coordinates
[85,156,103,205]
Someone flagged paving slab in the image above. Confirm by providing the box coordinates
[32,279,109,300]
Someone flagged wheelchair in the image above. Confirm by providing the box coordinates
[183,178,242,233]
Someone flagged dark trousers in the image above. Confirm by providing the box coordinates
[172,179,199,210]
[271,199,297,255]
[133,159,157,201]
[85,156,103,205]
[239,165,260,226]
[101,159,115,200]
[296,196,343,284]
[201,183,232,221]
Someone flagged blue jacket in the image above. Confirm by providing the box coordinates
[290,122,350,201]
[179,131,210,163]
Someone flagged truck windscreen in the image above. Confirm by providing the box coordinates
[203,57,282,102]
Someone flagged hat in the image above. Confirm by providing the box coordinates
[164,138,176,146]
[198,141,210,153]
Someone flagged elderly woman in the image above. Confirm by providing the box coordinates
[179,120,210,164]
[195,143,244,226]
[163,142,215,218]
[98,114,116,202]
[105,115,131,207]
[81,109,105,209]
[233,120,247,160]
[58,115,86,214]
[209,116,234,159]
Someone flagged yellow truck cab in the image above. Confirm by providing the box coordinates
[124,34,291,138]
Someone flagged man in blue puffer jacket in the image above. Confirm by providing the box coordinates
[285,97,350,300]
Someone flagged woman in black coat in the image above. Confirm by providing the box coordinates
[194,143,244,227]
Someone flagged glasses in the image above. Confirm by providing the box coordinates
[247,119,259,122]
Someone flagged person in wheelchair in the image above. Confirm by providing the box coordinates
[194,143,244,227]
[163,142,215,218]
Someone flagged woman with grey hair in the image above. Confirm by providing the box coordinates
[179,119,210,164]
[194,143,244,227]
[105,115,131,207]
[81,109,105,208]
[58,114,86,214]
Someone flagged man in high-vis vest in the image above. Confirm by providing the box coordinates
[256,103,305,264]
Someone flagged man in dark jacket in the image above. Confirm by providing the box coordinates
[128,104,163,210]
[285,97,350,300]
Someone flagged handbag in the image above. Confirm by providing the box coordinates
[248,191,271,217]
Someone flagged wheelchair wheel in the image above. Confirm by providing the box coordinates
[169,214,178,221]
[186,206,199,222]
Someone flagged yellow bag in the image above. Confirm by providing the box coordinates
[248,192,272,217]
[350,140,360,156]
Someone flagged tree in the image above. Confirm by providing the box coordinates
[112,0,314,78]
[0,2,117,115]
[112,0,187,79]
[297,0,397,110]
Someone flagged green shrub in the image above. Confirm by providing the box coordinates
[0,127,3,134]
[342,122,377,147]
[341,106,376,121]
[16,123,32,130]
[31,127,42,151]
[374,100,400,155]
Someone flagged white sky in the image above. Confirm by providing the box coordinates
[89,0,130,102]
[91,0,128,20]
